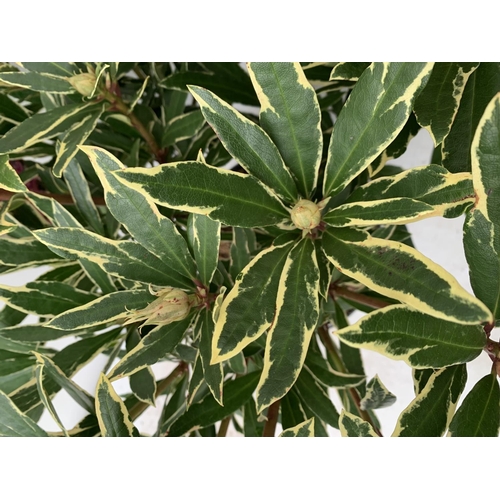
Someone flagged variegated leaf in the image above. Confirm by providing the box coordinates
[414,63,479,145]
[256,238,320,413]
[0,388,48,437]
[464,93,500,320]
[0,71,75,93]
[212,241,293,363]
[19,62,78,77]
[126,331,156,407]
[248,62,322,197]
[0,323,90,342]
[114,161,290,228]
[108,314,193,381]
[323,63,434,197]
[392,364,467,437]
[189,84,298,203]
[305,351,365,388]
[0,236,63,267]
[330,63,370,81]
[0,155,27,192]
[322,228,492,325]
[359,375,396,410]
[279,417,315,437]
[335,305,486,368]
[339,410,379,437]
[162,109,205,147]
[96,373,137,437]
[448,373,500,437]
[229,227,254,281]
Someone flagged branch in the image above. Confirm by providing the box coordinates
[217,416,231,437]
[262,400,281,437]
[330,284,391,310]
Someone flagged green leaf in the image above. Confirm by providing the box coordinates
[359,375,396,410]
[463,93,500,319]
[279,417,315,437]
[0,366,34,395]
[108,315,193,381]
[0,93,31,124]
[34,227,192,289]
[81,146,198,281]
[392,364,467,437]
[330,63,370,81]
[0,101,103,154]
[248,62,322,197]
[162,109,205,147]
[0,388,48,437]
[0,236,63,267]
[0,350,35,377]
[167,371,260,436]
[412,368,434,395]
[256,238,320,413]
[281,390,308,431]
[305,351,365,388]
[414,63,479,146]
[156,373,188,436]
[0,71,75,93]
[187,213,220,287]
[322,228,492,325]
[229,227,253,281]
[19,62,78,77]
[243,396,265,437]
[0,304,26,328]
[189,84,298,203]
[324,197,436,227]
[442,63,500,173]
[323,63,434,197]
[339,410,379,437]
[126,331,157,407]
[448,373,500,437]
[0,155,27,192]
[53,107,104,178]
[33,352,95,415]
[213,241,293,363]
[114,160,290,228]
[96,373,136,437]
[0,281,98,317]
[335,304,486,368]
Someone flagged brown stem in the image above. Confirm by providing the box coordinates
[331,284,390,310]
[262,400,281,437]
[217,416,231,437]
[102,88,164,162]
[317,325,383,437]
[129,362,187,421]
[0,189,106,206]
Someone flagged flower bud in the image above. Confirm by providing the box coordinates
[124,287,196,326]
[68,73,97,97]
[291,199,322,230]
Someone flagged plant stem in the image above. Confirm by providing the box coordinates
[217,416,231,437]
[330,285,391,310]
[317,325,383,436]
[129,361,187,421]
[101,88,164,162]
[262,400,281,437]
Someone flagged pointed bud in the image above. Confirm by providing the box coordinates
[291,199,322,231]
[68,72,97,97]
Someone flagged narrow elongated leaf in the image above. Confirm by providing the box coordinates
[339,410,379,437]
[189,84,298,203]
[0,351,35,377]
[279,417,315,437]
[80,146,197,281]
[9,328,122,414]
[34,227,192,289]
[243,396,265,437]
[114,161,290,228]
[359,376,396,410]
[322,228,492,325]
[0,155,27,192]
[0,71,75,93]
[0,281,98,317]
[392,364,467,437]
[414,63,479,145]
[47,289,153,330]
[305,352,365,388]
[442,63,500,172]
[248,62,322,197]
[448,374,500,437]
[323,63,434,197]
[162,109,205,147]
[330,63,370,81]
[0,335,39,355]
[256,238,320,413]
[347,164,474,215]
[0,389,48,437]
[108,315,193,381]
[126,331,156,407]
[188,213,220,287]
[324,197,435,227]
[33,352,95,415]
[212,241,293,363]
[335,305,486,368]
[0,236,63,267]
[198,308,223,405]
[96,373,136,437]
[0,93,31,123]
[229,227,253,280]
[412,368,434,396]
[464,93,500,319]
[167,371,260,436]
[0,366,34,395]
[0,101,103,154]
[19,62,78,77]
[281,390,308,432]
[0,304,26,328]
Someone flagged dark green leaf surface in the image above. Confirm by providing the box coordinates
[0,155,27,192]
[114,161,290,228]
[448,373,500,437]
[279,417,315,437]
[127,331,157,407]
[163,109,205,147]
[248,62,322,197]
[330,63,370,81]
[359,376,397,410]
[339,410,379,437]
[0,236,63,267]
[0,71,75,93]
